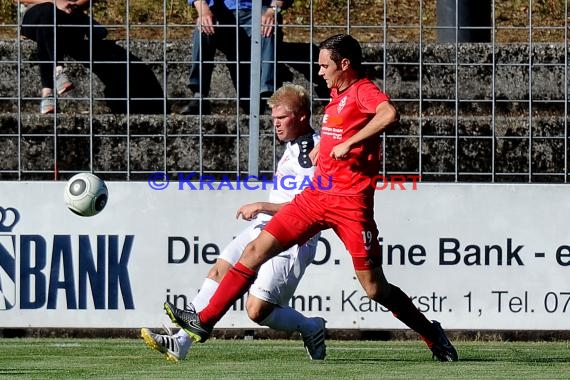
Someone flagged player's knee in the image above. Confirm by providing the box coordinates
[206,266,221,282]
[243,240,263,258]
[246,297,273,324]
[364,286,379,300]
[246,303,273,324]
[206,259,232,282]
[357,267,391,302]
[362,281,389,301]
[241,242,270,271]
[246,306,265,323]
[206,264,226,282]
[241,232,281,270]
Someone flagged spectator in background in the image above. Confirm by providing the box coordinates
[174,0,291,115]
[17,0,106,114]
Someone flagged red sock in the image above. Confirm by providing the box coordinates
[199,262,256,326]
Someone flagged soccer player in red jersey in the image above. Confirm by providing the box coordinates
[165,34,458,362]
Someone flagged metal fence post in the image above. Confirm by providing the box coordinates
[248,2,262,176]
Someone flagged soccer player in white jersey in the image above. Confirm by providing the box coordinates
[141,83,325,362]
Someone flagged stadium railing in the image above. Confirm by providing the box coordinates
[0,1,568,183]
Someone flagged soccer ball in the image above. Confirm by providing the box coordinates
[64,173,108,217]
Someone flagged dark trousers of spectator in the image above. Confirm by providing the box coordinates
[19,4,164,115]
[20,3,92,89]
[188,6,282,101]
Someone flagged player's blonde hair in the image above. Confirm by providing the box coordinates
[268,83,311,117]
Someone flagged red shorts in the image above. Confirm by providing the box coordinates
[264,188,381,270]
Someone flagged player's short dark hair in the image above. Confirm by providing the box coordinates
[319,34,363,76]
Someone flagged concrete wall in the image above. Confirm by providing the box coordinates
[1,39,568,180]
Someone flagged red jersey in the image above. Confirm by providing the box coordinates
[314,78,390,196]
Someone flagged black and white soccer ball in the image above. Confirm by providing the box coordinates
[64,173,108,217]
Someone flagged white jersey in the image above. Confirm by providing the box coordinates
[219,131,321,305]
[268,132,320,205]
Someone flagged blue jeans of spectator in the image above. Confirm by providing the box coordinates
[188,7,280,99]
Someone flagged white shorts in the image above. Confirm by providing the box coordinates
[219,220,319,306]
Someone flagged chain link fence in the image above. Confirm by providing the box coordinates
[0,1,568,182]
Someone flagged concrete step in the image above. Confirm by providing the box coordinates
[2,112,566,137]
[1,113,566,181]
[1,40,568,115]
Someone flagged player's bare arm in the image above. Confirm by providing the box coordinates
[236,201,288,221]
[330,101,398,160]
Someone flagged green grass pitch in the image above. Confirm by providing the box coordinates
[1,338,569,379]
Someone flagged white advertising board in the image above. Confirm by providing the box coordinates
[1,181,569,330]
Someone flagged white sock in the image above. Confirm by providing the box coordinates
[174,329,192,347]
[174,278,219,341]
[259,305,317,335]
[191,277,219,312]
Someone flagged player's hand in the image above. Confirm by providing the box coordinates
[236,202,262,221]
[330,142,351,160]
[309,142,319,165]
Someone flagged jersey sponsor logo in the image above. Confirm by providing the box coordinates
[322,114,344,128]
[321,126,343,140]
